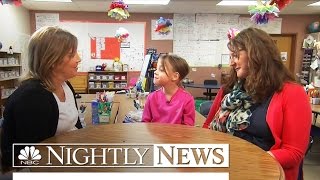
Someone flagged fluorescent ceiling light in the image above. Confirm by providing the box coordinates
[217,0,266,6]
[308,1,320,6]
[32,0,72,2]
[124,0,170,5]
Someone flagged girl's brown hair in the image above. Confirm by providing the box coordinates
[25,26,78,91]
[225,27,295,103]
[161,53,190,82]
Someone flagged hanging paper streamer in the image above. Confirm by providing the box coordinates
[107,0,130,21]
[248,0,279,24]
[227,28,240,40]
[115,27,129,42]
[269,0,293,11]
[155,17,172,35]
[0,0,22,6]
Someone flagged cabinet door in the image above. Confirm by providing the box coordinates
[68,73,88,93]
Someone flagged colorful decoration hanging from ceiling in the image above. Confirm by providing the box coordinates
[107,0,130,21]
[248,0,293,24]
[154,17,172,35]
[0,0,22,6]
[115,27,129,42]
[269,0,293,10]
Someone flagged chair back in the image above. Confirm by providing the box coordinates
[199,101,213,117]
[204,80,218,85]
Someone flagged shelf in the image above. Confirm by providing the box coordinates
[88,71,128,73]
[0,65,21,67]
[0,76,20,81]
[1,95,9,100]
[88,79,127,82]
[88,88,126,90]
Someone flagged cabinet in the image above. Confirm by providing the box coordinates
[87,71,128,93]
[0,52,22,119]
[68,73,88,93]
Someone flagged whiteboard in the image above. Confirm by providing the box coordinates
[173,14,237,67]
[59,21,145,71]
[173,14,282,67]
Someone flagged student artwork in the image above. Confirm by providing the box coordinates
[154,17,172,35]
[0,0,22,6]
[115,27,129,42]
[248,0,279,24]
[227,28,240,40]
[107,0,130,21]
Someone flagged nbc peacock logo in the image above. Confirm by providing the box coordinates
[18,146,42,165]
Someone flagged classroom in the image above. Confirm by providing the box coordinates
[0,0,320,180]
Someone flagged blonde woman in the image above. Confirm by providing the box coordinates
[1,26,81,170]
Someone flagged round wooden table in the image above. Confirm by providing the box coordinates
[34,123,284,179]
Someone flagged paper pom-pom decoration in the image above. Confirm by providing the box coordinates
[155,17,172,35]
[107,0,130,21]
[269,0,292,10]
[308,22,320,33]
[248,0,279,24]
[227,28,240,40]
[115,27,129,42]
[0,0,22,6]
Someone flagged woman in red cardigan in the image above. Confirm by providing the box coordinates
[203,28,311,180]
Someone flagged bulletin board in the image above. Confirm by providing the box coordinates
[59,21,145,71]
[173,14,282,67]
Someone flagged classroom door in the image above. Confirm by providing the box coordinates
[270,35,295,73]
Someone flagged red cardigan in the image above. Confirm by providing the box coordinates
[203,82,311,180]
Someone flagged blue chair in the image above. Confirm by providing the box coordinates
[199,101,213,118]
[203,80,218,100]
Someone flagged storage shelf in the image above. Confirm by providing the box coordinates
[0,65,21,67]
[1,95,9,100]
[0,76,20,81]
[88,88,126,90]
[88,79,127,82]
[88,71,128,73]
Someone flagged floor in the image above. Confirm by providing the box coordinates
[304,121,320,180]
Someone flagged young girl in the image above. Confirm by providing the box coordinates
[142,54,195,126]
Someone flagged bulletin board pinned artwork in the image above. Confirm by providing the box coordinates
[59,21,145,71]
[90,37,120,59]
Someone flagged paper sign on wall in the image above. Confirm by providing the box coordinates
[35,13,59,30]
[90,37,120,59]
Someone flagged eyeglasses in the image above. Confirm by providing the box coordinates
[229,49,245,61]
[229,53,239,61]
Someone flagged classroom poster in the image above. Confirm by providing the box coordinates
[90,37,120,59]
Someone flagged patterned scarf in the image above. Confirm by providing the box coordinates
[210,81,253,133]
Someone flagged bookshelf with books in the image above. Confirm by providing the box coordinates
[0,51,22,119]
[87,71,128,93]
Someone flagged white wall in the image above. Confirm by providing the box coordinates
[0,5,30,74]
